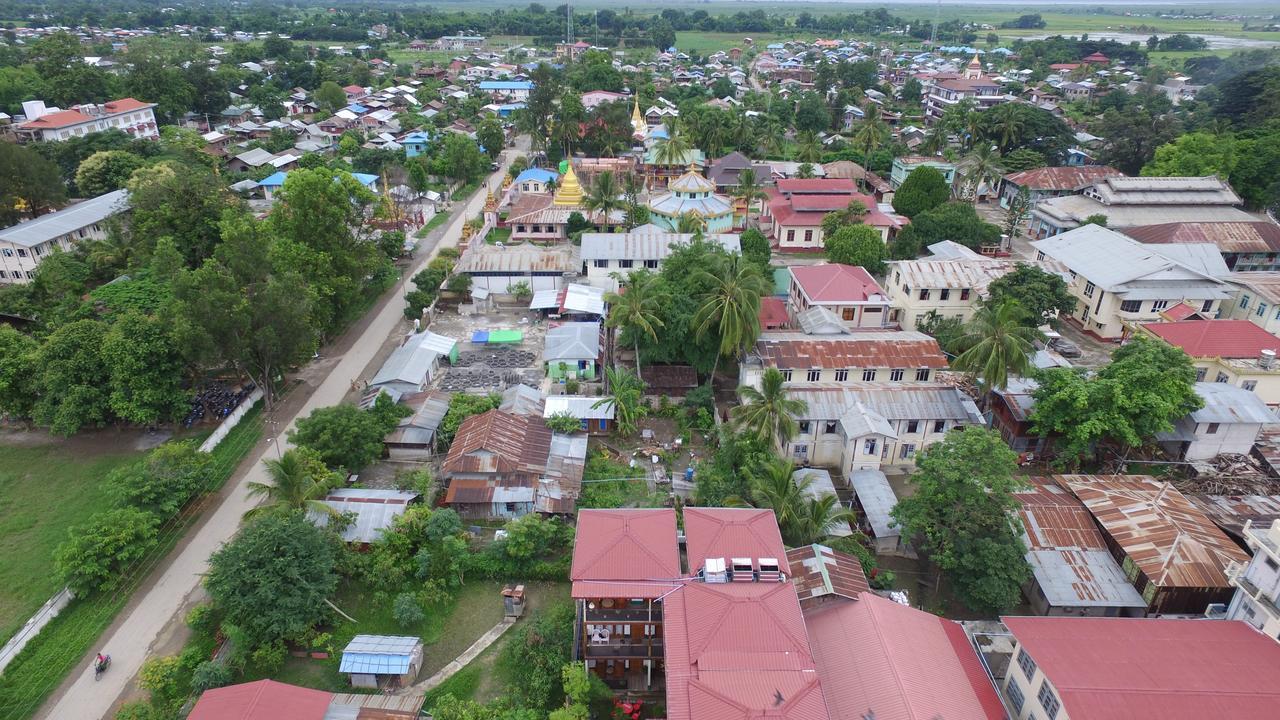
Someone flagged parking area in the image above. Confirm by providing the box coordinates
[1049,318,1115,367]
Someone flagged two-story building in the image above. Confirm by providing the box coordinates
[787,264,892,330]
[739,330,948,392]
[1225,518,1280,641]
[1139,320,1280,406]
[579,225,739,291]
[1031,224,1233,340]
[511,168,558,195]
[0,189,129,283]
[888,156,957,190]
[1028,175,1252,239]
[15,98,158,143]
[762,178,902,250]
[999,615,1280,720]
[997,165,1124,208]
[923,57,1008,121]
[476,80,533,101]
[1226,271,1280,335]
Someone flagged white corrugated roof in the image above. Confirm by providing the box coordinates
[1032,225,1233,299]
[580,228,740,261]
[0,190,129,248]
[848,469,899,538]
[544,395,615,420]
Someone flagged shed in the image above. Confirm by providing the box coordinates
[544,395,614,434]
[339,635,423,689]
[384,391,450,459]
[792,468,852,537]
[847,469,902,554]
[312,489,420,544]
[370,331,458,395]
[544,322,600,380]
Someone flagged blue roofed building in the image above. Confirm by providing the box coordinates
[339,635,423,689]
[647,167,734,233]
[514,167,559,194]
[403,130,434,158]
[477,80,534,101]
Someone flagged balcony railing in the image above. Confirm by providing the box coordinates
[584,606,662,623]
[1236,574,1280,619]
[584,640,664,659]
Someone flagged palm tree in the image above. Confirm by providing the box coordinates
[757,121,785,159]
[991,103,1026,151]
[653,122,691,168]
[676,211,707,234]
[920,125,947,155]
[732,367,808,447]
[796,163,816,179]
[605,271,669,381]
[621,172,646,229]
[792,493,858,546]
[583,170,626,227]
[86,230,142,275]
[595,365,646,436]
[951,300,1045,391]
[852,117,887,166]
[245,450,338,520]
[693,254,772,384]
[730,457,808,536]
[958,144,1004,204]
[795,130,822,163]
[732,167,768,227]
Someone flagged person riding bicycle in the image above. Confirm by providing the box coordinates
[94,653,108,671]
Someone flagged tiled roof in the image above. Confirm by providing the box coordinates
[786,544,870,606]
[789,264,886,303]
[755,331,948,370]
[1002,616,1280,719]
[1003,165,1124,192]
[1141,319,1280,359]
[1060,475,1249,590]
[442,409,551,479]
[188,680,332,720]
[684,508,788,574]
[806,593,1005,720]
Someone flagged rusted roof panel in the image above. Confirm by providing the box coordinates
[756,331,948,370]
[1124,221,1280,254]
[1003,165,1124,192]
[786,544,870,606]
[442,409,552,478]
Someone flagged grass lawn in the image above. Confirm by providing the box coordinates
[486,227,512,245]
[0,445,144,644]
[0,403,265,720]
[674,31,793,55]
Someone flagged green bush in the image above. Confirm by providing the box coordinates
[393,592,426,627]
[190,660,233,693]
[115,701,159,720]
[249,640,287,674]
[54,507,160,594]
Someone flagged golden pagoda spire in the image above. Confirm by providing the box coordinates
[553,163,584,206]
[484,185,498,212]
[631,95,647,137]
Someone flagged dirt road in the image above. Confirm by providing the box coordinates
[37,138,528,720]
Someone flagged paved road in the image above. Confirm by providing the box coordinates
[38,138,528,720]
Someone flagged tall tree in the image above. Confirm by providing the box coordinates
[653,122,691,167]
[957,144,1004,204]
[823,224,886,275]
[595,366,645,436]
[731,167,768,225]
[245,449,340,519]
[74,150,144,197]
[693,254,770,382]
[33,319,112,435]
[891,427,1030,613]
[794,130,822,163]
[950,300,1044,391]
[891,166,951,218]
[0,143,66,224]
[732,367,808,447]
[0,324,39,418]
[985,264,1075,325]
[101,311,188,426]
[582,170,626,226]
[604,270,668,380]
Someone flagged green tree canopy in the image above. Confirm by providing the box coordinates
[110,441,215,519]
[33,318,112,436]
[74,150,145,197]
[985,264,1075,325]
[951,300,1044,391]
[895,201,1001,252]
[891,166,951,218]
[0,142,66,223]
[891,427,1029,613]
[1142,132,1237,178]
[55,507,160,594]
[824,224,886,275]
[289,393,410,472]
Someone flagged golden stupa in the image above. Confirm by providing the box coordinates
[631,95,647,137]
[553,164,585,206]
[484,185,498,212]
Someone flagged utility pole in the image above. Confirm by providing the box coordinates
[929,0,940,48]
[566,1,573,44]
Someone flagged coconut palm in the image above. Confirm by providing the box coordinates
[758,121,786,159]
[583,170,626,226]
[245,450,338,520]
[86,229,143,275]
[731,457,808,530]
[621,172,646,229]
[595,365,646,436]
[991,103,1026,151]
[605,271,669,381]
[653,122,691,167]
[795,130,822,163]
[958,144,1004,204]
[796,163,816,179]
[732,367,808,447]
[732,167,768,226]
[693,254,772,384]
[792,493,858,546]
[852,117,888,166]
[951,299,1045,391]
[676,211,707,235]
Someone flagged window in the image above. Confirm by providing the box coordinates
[644,260,659,269]
[593,259,608,268]
[934,420,946,433]
[906,420,920,433]
[618,259,633,268]
[1195,367,1207,381]
[1,248,10,257]
[1036,250,1046,261]
[792,444,808,458]
[1259,303,1270,318]
[806,369,820,382]
[835,369,849,382]
[803,230,813,243]
[960,288,970,301]
[1244,380,1257,391]
[919,289,930,301]
[781,369,793,381]
[915,368,930,381]
[0,271,5,279]
[824,420,838,434]
[786,230,795,242]
[1266,557,1279,571]
[517,224,527,233]
[1203,300,1214,313]
[1241,295,1251,310]
[1152,300,1170,311]
[1206,422,1220,434]
[862,369,877,381]
[893,271,900,284]
[1120,300,1142,313]
[16,249,26,257]
[1037,682,1061,720]
[1007,680,1026,714]
[1083,281,1095,298]
[842,307,855,321]
[902,284,910,295]
[890,369,904,382]
[1216,372,1230,383]
[900,443,916,459]
[798,421,811,435]
[1017,649,1037,680]
[32,245,42,256]
[863,438,877,455]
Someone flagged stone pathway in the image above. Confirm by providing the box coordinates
[403,618,518,694]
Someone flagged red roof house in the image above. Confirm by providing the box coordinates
[683,507,788,575]
[805,593,1005,720]
[789,264,886,305]
[570,508,681,598]
[759,296,790,330]
[188,680,332,720]
[764,178,903,250]
[1140,319,1280,359]
[1001,616,1280,719]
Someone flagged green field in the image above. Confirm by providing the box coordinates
[0,444,144,644]
[674,31,795,55]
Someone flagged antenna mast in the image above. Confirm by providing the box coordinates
[929,0,940,47]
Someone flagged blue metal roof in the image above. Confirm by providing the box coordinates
[258,171,288,187]
[346,103,369,113]
[515,168,559,184]
[478,81,533,90]
[351,173,379,187]
[339,635,420,675]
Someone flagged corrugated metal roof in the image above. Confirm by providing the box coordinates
[313,489,419,543]
[1185,382,1278,425]
[339,635,421,675]
[1060,474,1250,589]
[1189,494,1280,539]
[498,384,544,416]
[443,409,551,479]
[793,469,851,537]
[1003,165,1124,192]
[1124,221,1280,254]
[1141,319,1280,359]
[570,509,681,585]
[848,469,900,538]
[188,680,332,720]
[454,243,577,274]
[1228,271,1280,303]
[789,264,887,303]
[795,307,847,335]
[1091,175,1242,206]
[684,507,788,574]
[1033,193,1254,228]
[561,283,605,316]
[543,321,599,361]
[1031,225,1232,299]
[790,386,983,425]
[580,227,740,261]
[543,395,614,420]
[756,331,948,370]
[0,190,129,248]
[786,543,870,604]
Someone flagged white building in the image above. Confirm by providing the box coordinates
[15,98,158,143]
[1225,518,1280,641]
[1227,272,1280,335]
[1031,224,1233,340]
[0,189,129,283]
[1028,175,1250,239]
[1157,382,1276,461]
[579,225,739,291]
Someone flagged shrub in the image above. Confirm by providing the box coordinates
[545,411,583,434]
[115,701,159,720]
[190,660,233,693]
[139,655,186,715]
[55,507,160,594]
[249,640,287,674]
[185,604,218,636]
[564,378,580,394]
[393,592,426,628]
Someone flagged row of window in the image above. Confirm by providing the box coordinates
[592,259,660,270]
[902,286,972,302]
[793,418,947,437]
[0,270,36,280]
[780,368,931,382]
[1194,367,1258,392]
[792,441,917,460]
[1239,294,1280,321]
[1013,648,1061,719]
[783,229,815,243]
[515,224,558,234]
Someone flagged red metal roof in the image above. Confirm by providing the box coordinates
[188,680,332,720]
[570,509,681,589]
[789,264,885,304]
[777,178,856,195]
[18,98,154,129]
[759,296,789,330]
[1140,319,1280,359]
[684,508,788,574]
[1002,616,1280,719]
[756,332,948,370]
[806,593,1004,720]
[1003,165,1123,192]
[1160,302,1200,321]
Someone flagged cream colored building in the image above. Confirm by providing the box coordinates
[1226,272,1280,335]
[1139,319,1280,406]
[1225,519,1280,642]
[0,189,128,283]
[1031,225,1233,340]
